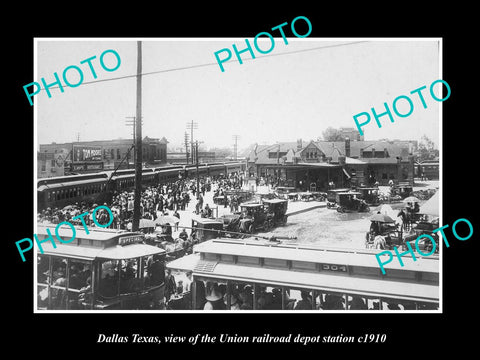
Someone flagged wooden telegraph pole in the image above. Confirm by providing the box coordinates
[132,41,143,232]
[195,141,200,199]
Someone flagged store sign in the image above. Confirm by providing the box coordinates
[118,235,144,246]
[73,145,102,162]
[73,164,85,171]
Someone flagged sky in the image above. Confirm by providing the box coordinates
[35,38,441,152]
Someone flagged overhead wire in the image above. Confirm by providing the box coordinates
[35,41,369,91]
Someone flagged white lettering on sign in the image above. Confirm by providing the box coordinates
[321,264,347,272]
[118,235,144,246]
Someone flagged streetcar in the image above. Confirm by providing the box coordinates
[167,238,439,311]
[36,224,167,310]
[37,161,246,210]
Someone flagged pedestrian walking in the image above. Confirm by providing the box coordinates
[173,209,180,231]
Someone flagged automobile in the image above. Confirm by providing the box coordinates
[326,188,351,208]
[225,189,253,203]
[191,218,224,243]
[311,191,327,201]
[274,186,296,200]
[329,191,370,213]
[390,183,414,200]
[218,213,243,236]
[262,198,288,225]
[355,186,380,206]
[238,203,273,233]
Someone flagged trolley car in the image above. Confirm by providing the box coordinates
[167,238,439,311]
[37,161,246,210]
[36,225,167,310]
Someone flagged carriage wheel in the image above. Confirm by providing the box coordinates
[263,221,270,231]
[248,224,255,233]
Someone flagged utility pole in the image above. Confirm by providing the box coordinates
[186,120,198,163]
[184,131,190,164]
[126,116,144,168]
[132,41,142,232]
[195,140,200,199]
[232,135,239,161]
[125,116,136,168]
[277,143,280,184]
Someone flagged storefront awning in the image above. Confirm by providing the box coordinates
[296,163,341,168]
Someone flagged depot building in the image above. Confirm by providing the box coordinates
[246,138,415,191]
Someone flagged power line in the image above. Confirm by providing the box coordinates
[35,41,369,91]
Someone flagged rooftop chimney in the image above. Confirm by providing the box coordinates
[345,137,350,157]
[297,139,302,151]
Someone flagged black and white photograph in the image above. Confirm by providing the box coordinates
[33,38,442,313]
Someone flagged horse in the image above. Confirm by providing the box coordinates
[373,235,387,249]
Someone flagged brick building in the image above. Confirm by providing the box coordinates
[39,136,168,175]
[246,138,415,190]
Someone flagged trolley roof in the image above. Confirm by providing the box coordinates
[36,225,165,260]
[193,239,439,273]
[37,178,107,191]
[167,252,439,303]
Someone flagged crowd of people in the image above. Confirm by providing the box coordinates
[37,172,245,231]
[163,276,411,310]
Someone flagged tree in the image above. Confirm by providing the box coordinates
[322,127,345,141]
[416,135,438,162]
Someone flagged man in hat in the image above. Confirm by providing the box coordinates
[223,293,241,310]
[164,269,176,302]
[203,282,226,310]
[179,228,188,241]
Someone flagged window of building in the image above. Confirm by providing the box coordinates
[117,149,121,160]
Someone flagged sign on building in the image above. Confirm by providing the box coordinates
[73,145,103,162]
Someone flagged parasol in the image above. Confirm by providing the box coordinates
[138,218,156,229]
[403,196,420,203]
[370,213,395,223]
[155,215,179,225]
